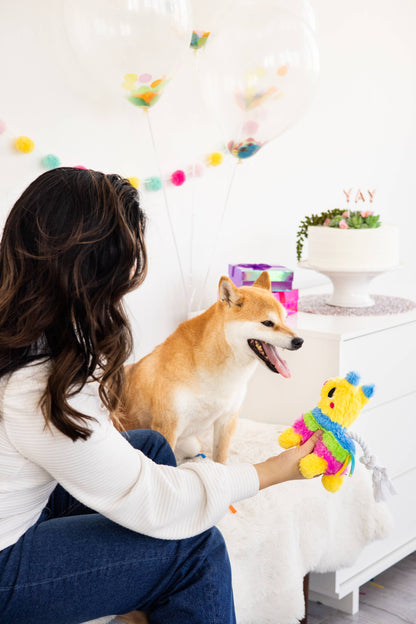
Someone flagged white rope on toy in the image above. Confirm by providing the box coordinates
[348,431,397,502]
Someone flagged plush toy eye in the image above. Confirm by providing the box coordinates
[328,387,336,398]
[261,320,274,327]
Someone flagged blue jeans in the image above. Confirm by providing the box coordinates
[0,430,236,624]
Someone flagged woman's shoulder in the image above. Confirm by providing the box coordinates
[2,360,101,414]
[2,359,51,397]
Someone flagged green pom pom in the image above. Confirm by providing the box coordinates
[144,176,162,191]
[41,154,61,170]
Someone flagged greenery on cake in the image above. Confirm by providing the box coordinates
[296,209,381,261]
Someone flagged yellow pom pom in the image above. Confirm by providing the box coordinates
[207,151,223,167]
[127,176,140,189]
[15,136,35,153]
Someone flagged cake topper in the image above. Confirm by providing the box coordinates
[343,188,376,203]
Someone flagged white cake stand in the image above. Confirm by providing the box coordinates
[298,261,400,307]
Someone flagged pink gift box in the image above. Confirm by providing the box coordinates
[273,289,299,315]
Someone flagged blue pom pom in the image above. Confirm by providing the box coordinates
[361,384,375,399]
[345,371,360,386]
[144,176,162,192]
[41,154,61,170]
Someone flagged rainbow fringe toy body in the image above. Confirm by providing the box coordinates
[279,371,375,493]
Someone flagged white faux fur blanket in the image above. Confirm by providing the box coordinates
[217,419,392,624]
[85,418,391,624]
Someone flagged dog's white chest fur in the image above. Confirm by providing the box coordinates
[173,361,257,438]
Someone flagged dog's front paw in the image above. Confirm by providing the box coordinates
[176,435,202,461]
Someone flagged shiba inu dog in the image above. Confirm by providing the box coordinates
[120,271,304,463]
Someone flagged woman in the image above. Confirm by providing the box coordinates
[0,168,321,624]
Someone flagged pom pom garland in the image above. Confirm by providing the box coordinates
[41,154,61,170]
[190,162,205,177]
[171,169,186,186]
[15,136,35,153]
[145,176,162,192]
[127,176,140,189]
[206,151,223,167]
[2,116,232,194]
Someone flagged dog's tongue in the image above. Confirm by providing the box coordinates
[263,343,291,378]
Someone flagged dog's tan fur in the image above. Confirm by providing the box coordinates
[119,271,303,463]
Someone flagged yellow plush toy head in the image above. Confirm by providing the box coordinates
[318,371,375,428]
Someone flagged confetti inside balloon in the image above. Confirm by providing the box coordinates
[198,0,319,160]
[190,30,210,50]
[122,74,170,109]
[64,0,191,108]
[227,138,263,159]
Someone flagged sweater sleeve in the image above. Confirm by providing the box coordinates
[3,364,259,539]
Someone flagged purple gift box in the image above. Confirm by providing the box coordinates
[228,264,294,291]
[273,290,299,315]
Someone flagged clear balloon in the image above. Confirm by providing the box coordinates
[64,0,192,108]
[189,0,232,50]
[198,0,319,159]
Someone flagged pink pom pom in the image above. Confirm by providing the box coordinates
[74,165,87,169]
[0,120,6,134]
[171,169,186,186]
[190,162,205,177]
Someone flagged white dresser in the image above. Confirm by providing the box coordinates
[240,307,416,614]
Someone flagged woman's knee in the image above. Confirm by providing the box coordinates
[202,526,230,564]
[122,429,176,466]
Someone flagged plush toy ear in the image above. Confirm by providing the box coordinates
[218,276,243,307]
[253,270,271,290]
[345,371,360,386]
[361,384,375,399]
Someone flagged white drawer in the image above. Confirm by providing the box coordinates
[337,467,416,588]
[351,391,416,477]
[341,322,416,408]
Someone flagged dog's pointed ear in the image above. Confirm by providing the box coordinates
[253,270,271,290]
[219,276,243,307]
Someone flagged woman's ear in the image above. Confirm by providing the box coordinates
[253,270,271,290]
[218,276,243,307]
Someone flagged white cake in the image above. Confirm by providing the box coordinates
[307,224,400,270]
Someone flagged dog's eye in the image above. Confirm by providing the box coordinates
[328,387,336,398]
[261,320,275,328]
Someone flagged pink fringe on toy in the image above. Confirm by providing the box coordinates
[314,441,345,475]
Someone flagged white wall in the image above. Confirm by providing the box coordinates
[1,0,415,361]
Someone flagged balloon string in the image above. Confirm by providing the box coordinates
[198,160,239,310]
[188,174,197,318]
[145,111,189,307]
[188,52,202,318]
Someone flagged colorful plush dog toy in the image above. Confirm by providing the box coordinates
[278,371,395,499]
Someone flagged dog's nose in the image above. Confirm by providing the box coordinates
[291,336,304,350]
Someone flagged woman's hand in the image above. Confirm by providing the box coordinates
[254,430,323,490]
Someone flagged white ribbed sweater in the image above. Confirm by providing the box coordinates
[0,362,259,551]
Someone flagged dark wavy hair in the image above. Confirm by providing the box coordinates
[0,167,147,441]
